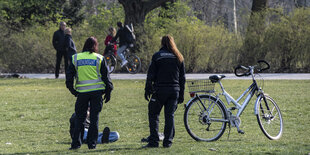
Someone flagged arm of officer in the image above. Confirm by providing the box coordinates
[66,61,78,96]
[100,58,113,92]
[178,62,186,103]
[145,56,157,101]
[100,58,113,103]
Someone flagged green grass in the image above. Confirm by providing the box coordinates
[0,79,309,154]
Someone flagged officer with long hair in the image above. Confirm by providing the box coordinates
[144,35,186,148]
[66,37,113,150]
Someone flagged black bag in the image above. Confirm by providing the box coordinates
[124,24,136,44]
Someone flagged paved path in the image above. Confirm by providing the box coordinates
[9,73,310,80]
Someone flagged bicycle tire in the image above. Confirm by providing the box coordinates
[256,95,283,140]
[104,54,117,74]
[184,95,227,142]
[125,54,141,74]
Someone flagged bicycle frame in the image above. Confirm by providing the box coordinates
[218,80,258,117]
[114,48,130,61]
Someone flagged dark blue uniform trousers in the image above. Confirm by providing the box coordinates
[55,50,68,76]
[71,90,103,149]
[148,91,179,146]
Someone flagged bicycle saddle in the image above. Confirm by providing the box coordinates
[209,75,226,83]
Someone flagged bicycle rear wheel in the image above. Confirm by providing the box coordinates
[125,54,141,74]
[184,95,227,142]
[256,95,283,140]
[104,54,117,74]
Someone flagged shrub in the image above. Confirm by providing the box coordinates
[0,3,309,73]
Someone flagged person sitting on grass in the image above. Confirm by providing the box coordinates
[69,108,120,144]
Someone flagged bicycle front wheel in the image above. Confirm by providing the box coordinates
[104,54,117,74]
[256,95,283,140]
[125,54,141,74]
[184,95,227,142]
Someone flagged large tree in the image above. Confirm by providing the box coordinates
[118,0,174,26]
[117,0,175,53]
[247,0,268,34]
[241,0,268,64]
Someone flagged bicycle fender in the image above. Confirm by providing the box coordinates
[254,94,264,115]
[185,97,196,108]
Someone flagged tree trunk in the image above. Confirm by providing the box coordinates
[118,0,171,26]
[117,0,172,53]
[241,0,268,64]
[251,0,268,12]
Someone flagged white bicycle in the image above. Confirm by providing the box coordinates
[184,60,283,141]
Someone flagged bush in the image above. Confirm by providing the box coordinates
[140,1,242,73]
[0,2,309,73]
[263,8,310,72]
[241,8,310,72]
[0,24,56,73]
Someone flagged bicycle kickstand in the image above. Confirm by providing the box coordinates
[227,123,231,140]
[235,124,245,134]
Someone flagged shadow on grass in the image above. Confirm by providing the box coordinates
[2,144,145,155]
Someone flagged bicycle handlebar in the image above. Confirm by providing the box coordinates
[257,60,270,72]
[234,65,250,77]
[234,60,270,77]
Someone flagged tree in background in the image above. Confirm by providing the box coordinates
[0,0,84,33]
[118,0,175,26]
[115,0,176,53]
[0,0,64,32]
[240,0,268,64]
[0,0,309,73]
[62,0,85,26]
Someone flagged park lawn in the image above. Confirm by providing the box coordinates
[0,78,309,155]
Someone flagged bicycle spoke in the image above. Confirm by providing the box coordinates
[207,102,216,117]
[195,102,204,112]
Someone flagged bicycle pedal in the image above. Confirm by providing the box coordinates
[229,107,237,110]
[238,130,245,134]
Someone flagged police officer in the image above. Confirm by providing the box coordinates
[66,37,113,150]
[144,35,186,148]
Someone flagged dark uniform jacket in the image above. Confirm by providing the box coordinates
[52,29,65,51]
[145,47,186,98]
[64,34,77,58]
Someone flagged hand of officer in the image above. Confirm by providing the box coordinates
[144,91,151,102]
[104,90,111,103]
[70,89,78,97]
[178,95,184,104]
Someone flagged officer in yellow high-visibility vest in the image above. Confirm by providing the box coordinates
[66,37,113,150]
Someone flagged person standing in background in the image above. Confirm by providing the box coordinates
[52,21,68,78]
[64,27,77,65]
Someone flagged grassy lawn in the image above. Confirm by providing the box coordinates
[0,78,309,154]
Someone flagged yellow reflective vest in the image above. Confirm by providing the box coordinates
[72,52,106,93]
